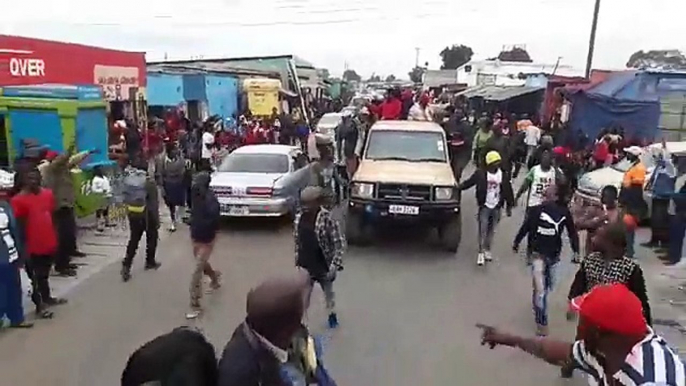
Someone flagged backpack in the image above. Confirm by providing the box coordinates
[123,168,148,211]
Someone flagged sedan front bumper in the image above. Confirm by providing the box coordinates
[217,196,292,217]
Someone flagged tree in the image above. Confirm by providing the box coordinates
[385,74,397,82]
[368,74,382,82]
[626,49,686,69]
[342,69,361,82]
[408,67,425,83]
[497,47,533,62]
[440,44,474,69]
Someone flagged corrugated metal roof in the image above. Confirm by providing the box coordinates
[457,85,544,101]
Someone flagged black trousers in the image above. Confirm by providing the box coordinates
[25,255,53,310]
[54,206,77,271]
[650,198,671,244]
[123,213,159,269]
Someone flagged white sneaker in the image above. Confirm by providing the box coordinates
[477,253,485,266]
[169,223,177,232]
[484,251,493,262]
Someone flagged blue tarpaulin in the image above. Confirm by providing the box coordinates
[566,71,686,142]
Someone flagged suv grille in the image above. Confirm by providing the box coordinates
[377,184,431,201]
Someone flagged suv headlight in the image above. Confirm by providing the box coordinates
[435,187,454,201]
[351,182,374,199]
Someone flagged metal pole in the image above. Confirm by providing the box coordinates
[585,0,601,78]
[415,47,420,68]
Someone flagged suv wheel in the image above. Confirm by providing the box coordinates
[345,210,372,245]
[438,215,461,253]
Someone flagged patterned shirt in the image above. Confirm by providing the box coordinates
[584,252,636,288]
[293,207,346,271]
[572,328,685,386]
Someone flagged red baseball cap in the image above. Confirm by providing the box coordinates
[571,284,647,335]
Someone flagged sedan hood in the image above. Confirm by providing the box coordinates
[210,172,284,189]
[353,160,455,186]
[578,167,623,194]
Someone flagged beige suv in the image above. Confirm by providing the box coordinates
[346,120,461,252]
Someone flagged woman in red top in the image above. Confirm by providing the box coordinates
[11,168,65,319]
[592,136,611,169]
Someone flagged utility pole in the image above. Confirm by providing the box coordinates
[585,0,601,78]
[415,47,420,68]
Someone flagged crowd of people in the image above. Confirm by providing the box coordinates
[1,86,685,385]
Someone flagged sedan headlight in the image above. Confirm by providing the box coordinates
[351,182,374,199]
[435,187,454,201]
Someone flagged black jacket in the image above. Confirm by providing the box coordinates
[190,191,220,243]
[217,323,285,386]
[121,327,218,386]
[458,168,514,209]
[514,202,579,260]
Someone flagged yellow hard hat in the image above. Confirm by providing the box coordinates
[485,151,502,165]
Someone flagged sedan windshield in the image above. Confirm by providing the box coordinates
[365,130,447,162]
[217,153,289,173]
[317,114,341,127]
[612,152,656,172]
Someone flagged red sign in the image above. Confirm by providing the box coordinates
[0,35,147,90]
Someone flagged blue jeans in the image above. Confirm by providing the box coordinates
[626,228,636,258]
[0,262,25,325]
[669,215,686,264]
[531,256,558,327]
[477,207,501,252]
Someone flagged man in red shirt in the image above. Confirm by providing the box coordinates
[379,91,402,120]
[11,167,65,319]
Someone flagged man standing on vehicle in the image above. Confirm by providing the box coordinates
[336,111,361,180]
[444,107,473,182]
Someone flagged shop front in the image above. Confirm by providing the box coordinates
[0,35,147,126]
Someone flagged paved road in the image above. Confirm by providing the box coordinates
[0,184,660,385]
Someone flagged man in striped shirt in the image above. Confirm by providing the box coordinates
[477,284,684,385]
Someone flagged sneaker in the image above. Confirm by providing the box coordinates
[328,312,339,328]
[169,223,177,232]
[536,324,548,337]
[121,267,131,282]
[477,253,485,266]
[484,251,493,262]
[144,262,162,271]
[185,307,202,320]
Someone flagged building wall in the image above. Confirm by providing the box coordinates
[147,73,184,106]
[205,75,239,120]
[457,60,583,87]
[183,74,206,101]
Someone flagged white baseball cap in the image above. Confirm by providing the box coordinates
[623,146,644,156]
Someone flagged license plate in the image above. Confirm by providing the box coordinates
[388,205,419,215]
[221,204,249,216]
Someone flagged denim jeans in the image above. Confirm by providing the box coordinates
[477,207,501,252]
[308,278,336,313]
[531,256,558,327]
[626,228,636,258]
[669,215,686,264]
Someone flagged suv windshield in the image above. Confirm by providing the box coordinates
[365,130,447,162]
[217,153,289,173]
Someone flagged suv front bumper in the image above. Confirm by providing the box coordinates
[348,198,460,224]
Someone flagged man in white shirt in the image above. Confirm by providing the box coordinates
[408,94,434,122]
[524,123,541,166]
[200,128,215,171]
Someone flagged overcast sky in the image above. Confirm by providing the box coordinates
[1,0,684,78]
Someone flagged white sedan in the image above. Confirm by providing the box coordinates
[210,144,310,217]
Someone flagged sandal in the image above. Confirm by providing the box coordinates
[9,321,34,328]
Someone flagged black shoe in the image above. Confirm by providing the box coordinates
[44,297,68,306]
[71,251,87,258]
[560,365,574,378]
[121,266,131,282]
[68,263,79,270]
[144,262,161,271]
[54,269,77,277]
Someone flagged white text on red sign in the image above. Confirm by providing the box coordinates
[9,58,45,77]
